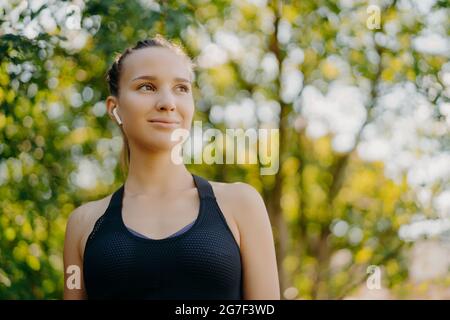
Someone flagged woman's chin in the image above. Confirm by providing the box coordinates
[129,127,188,153]
[144,138,183,153]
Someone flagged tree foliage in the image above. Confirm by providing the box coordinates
[1,0,448,299]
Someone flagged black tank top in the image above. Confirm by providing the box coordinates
[83,174,243,299]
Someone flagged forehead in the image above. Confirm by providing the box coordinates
[120,47,191,82]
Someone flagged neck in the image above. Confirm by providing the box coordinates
[124,144,193,197]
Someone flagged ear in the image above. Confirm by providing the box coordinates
[106,96,119,121]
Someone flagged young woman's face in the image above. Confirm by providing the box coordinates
[112,47,194,152]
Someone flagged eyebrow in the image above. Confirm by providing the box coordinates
[131,75,191,83]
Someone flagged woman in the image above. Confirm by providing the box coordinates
[63,35,280,299]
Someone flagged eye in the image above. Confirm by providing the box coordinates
[177,85,189,93]
[138,83,155,92]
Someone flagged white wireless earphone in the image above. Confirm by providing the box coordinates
[112,107,122,125]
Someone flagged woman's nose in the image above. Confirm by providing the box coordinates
[156,90,176,111]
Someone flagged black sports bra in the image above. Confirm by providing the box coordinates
[83,173,243,299]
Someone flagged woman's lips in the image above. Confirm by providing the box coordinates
[147,120,180,129]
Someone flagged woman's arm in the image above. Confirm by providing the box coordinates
[63,206,88,300]
[231,183,281,300]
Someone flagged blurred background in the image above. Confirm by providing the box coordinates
[0,0,449,299]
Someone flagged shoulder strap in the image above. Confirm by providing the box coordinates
[192,174,216,200]
[84,184,124,244]
[107,184,124,210]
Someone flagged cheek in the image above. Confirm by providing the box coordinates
[120,94,153,120]
[177,95,194,112]
[121,90,150,106]
[181,103,195,125]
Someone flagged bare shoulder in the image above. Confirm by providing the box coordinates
[66,193,113,257]
[210,180,266,212]
[67,195,112,229]
[209,180,269,249]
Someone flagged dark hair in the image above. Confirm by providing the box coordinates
[105,35,195,178]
